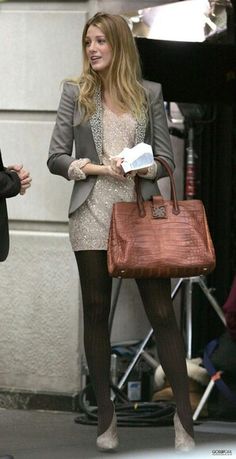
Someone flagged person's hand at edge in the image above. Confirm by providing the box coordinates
[7,164,32,195]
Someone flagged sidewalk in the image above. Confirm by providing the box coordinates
[0,408,235,459]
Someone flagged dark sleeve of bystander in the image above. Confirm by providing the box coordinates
[0,150,21,261]
[0,151,21,198]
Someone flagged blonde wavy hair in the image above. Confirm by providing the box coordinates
[71,12,147,121]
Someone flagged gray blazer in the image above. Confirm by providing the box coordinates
[47,80,174,216]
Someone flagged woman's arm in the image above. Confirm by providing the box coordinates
[79,159,126,181]
[47,82,77,180]
[144,81,175,180]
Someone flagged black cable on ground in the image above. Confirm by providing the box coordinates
[74,383,176,427]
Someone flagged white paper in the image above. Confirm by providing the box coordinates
[117,142,154,173]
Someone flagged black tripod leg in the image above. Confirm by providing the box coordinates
[198,276,226,326]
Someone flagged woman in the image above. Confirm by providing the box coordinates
[48,12,195,453]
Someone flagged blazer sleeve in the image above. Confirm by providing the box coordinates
[47,82,78,180]
[145,80,175,179]
[0,170,21,198]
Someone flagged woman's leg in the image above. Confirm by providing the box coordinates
[74,250,113,436]
[136,277,194,439]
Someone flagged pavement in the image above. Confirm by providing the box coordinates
[0,409,235,459]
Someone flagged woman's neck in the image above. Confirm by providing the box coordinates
[102,90,126,115]
[101,84,128,115]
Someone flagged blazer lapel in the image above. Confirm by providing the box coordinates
[89,86,103,164]
[135,110,147,145]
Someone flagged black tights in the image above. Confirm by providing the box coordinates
[75,250,194,438]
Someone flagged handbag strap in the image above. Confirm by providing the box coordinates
[134,157,180,218]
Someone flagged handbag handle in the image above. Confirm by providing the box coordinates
[135,157,180,217]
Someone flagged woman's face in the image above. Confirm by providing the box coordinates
[85,25,113,77]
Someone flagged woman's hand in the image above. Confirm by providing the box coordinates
[110,157,149,178]
[108,157,126,180]
[137,167,148,176]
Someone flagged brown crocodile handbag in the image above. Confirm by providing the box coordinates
[107,157,216,279]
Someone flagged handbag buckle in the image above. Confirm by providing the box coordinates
[152,205,166,219]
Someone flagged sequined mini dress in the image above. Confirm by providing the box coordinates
[69,105,137,251]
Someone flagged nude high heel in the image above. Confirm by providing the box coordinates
[174,412,195,452]
[96,409,119,452]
